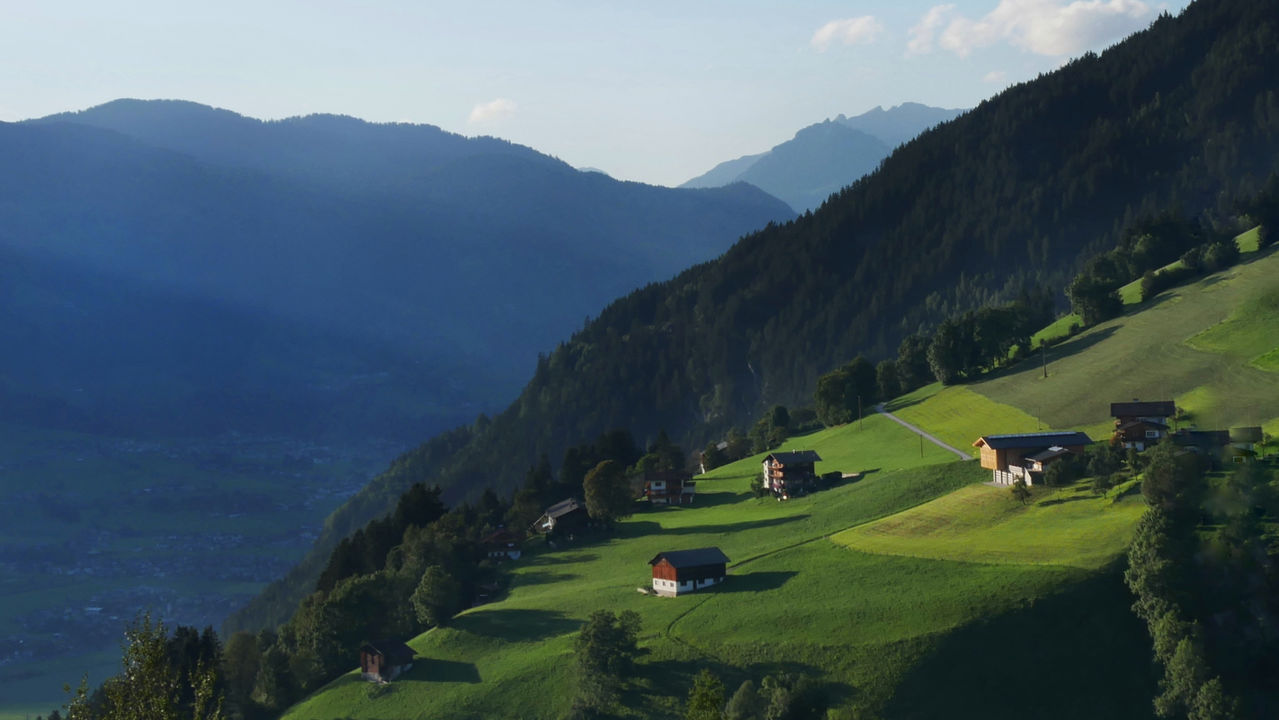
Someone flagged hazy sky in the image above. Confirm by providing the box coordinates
[2,0,1189,186]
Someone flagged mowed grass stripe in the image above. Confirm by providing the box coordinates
[973,248,1279,431]
[832,482,1146,569]
[886,385,1046,458]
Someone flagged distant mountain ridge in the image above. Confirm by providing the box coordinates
[681,102,964,211]
[3,101,795,440]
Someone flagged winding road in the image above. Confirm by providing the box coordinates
[874,403,972,460]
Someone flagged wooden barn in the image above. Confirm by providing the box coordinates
[761,450,822,499]
[359,639,415,683]
[973,431,1092,485]
[1111,400,1176,425]
[648,547,730,597]
[644,469,697,505]
[531,498,588,535]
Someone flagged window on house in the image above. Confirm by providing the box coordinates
[1145,430,1160,438]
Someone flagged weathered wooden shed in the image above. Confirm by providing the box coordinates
[359,639,415,683]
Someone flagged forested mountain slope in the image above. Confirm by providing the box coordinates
[2,107,792,439]
[232,0,1279,629]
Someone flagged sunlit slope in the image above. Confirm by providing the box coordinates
[285,414,1152,719]
[976,247,1279,434]
[834,482,1146,569]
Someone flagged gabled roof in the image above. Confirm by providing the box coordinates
[1116,418,1169,432]
[361,639,415,665]
[1173,429,1229,447]
[1111,401,1176,418]
[1025,446,1072,463]
[765,450,822,464]
[648,547,730,568]
[972,432,1092,450]
[1230,426,1264,443]
[543,498,584,519]
[482,528,522,545]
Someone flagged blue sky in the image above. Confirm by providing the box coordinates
[1,0,1189,186]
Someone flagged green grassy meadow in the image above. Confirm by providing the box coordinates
[885,384,1046,458]
[285,409,1152,719]
[834,481,1146,569]
[974,246,1279,433]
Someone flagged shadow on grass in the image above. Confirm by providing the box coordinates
[617,515,808,540]
[639,489,754,510]
[980,326,1121,383]
[401,657,482,684]
[512,570,579,586]
[450,607,578,643]
[522,551,598,566]
[1035,495,1095,507]
[881,567,1157,720]
[713,570,797,593]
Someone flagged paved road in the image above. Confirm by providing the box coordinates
[874,403,972,460]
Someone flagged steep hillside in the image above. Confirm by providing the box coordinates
[234,0,1279,632]
[284,419,1151,719]
[680,103,961,212]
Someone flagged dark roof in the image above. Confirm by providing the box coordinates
[648,547,730,568]
[1231,426,1264,443]
[1173,429,1229,447]
[765,450,822,464]
[361,639,415,665]
[1111,401,1176,418]
[1025,446,1071,463]
[1116,418,1169,432]
[973,432,1092,450]
[482,529,521,545]
[543,498,584,519]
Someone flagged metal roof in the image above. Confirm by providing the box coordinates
[543,498,583,519]
[764,450,822,464]
[1111,401,1176,418]
[361,639,415,664]
[648,547,730,568]
[973,432,1093,450]
[1025,446,1071,463]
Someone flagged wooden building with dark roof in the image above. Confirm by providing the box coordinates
[359,639,415,683]
[973,432,1092,485]
[649,547,730,596]
[761,450,823,499]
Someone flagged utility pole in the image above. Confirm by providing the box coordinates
[1041,343,1048,379]
[920,432,924,457]
[858,395,863,430]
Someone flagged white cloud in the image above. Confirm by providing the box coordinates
[907,5,956,56]
[468,97,516,124]
[811,16,884,52]
[983,70,1008,83]
[915,0,1152,58]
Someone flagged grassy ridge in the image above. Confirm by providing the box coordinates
[975,247,1279,432]
[834,482,1146,569]
[285,408,1146,719]
[886,385,1045,458]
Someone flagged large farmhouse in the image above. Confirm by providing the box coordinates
[973,431,1092,485]
[1111,400,1176,450]
[648,547,730,596]
[761,450,822,499]
[359,639,415,683]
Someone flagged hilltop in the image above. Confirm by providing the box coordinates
[680,103,964,212]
